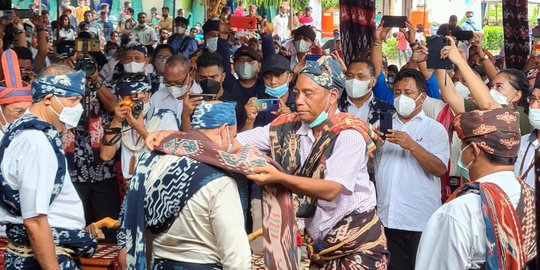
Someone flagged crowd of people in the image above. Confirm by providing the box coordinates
[0,0,536,270]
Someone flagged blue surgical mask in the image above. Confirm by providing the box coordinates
[308,93,331,128]
[264,75,290,97]
[387,76,395,84]
[457,144,473,181]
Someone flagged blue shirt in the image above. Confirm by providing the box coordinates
[167,34,198,59]
[372,72,441,105]
[96,19,113,41]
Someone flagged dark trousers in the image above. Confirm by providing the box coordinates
[74,178,121,243]
[385,228,422,270]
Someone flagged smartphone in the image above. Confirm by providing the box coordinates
[230,16,257,29]
[382,16,407,28]
[14,9,34,19]
[450,30,473,41]
[305,54,322,62]
[380,112,393,139]
[252,99,279,112]
[189,94,217,101]
[427,36,454,70]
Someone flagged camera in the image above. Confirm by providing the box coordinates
[74,38,99,76]
[20,67,31,82]
[122,91,144,119]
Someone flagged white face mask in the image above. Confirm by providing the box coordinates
[0,108,9,132]
[176,26,185,33]
[142,102,152,117]
[454,81,470,98]
[165,84,190,99]
[206,37,218,52]
[232,45,241,53]
[235,62,257,80]
[294,40,311,53]
[220,127,233,152]
[124,61,145,73]
[50,96,84,129]
[529,108,540,129]
[489,88,509,105]
[394,94,422,117]
[345,78,371,98]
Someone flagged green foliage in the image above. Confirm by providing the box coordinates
[482,26,504,51]
[382,38,398,60]
[322,0,338,11]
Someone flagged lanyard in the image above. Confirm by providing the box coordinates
[518,139,535,179]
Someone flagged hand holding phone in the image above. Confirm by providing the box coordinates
[427,36,454,70]
[189,94,217,101]
[252,99,279,112]
[382,16,407,28]
[380,112,393,139]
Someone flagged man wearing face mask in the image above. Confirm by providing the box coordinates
[416,108,536,269]
[340,58,394,124]
[515,78,540,188]
[236,56,389,268]
[151,55,203,124]
[288,25,316,70]
[217,18,276,130]
[374,68,449,270]
[118,101,255,269]
[132,12,158,46]
[0,66,97,268]
[202,19,221,53]
[461,11,481,32]
[114,43,149,81]
[167,16,198,59]
[100,76,179,180]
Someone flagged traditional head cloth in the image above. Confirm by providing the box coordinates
[453,108,521,158]
[0,50,32,105]
[31,70,86,102]
[191,101,237,129]
[125,42,147,55]
[299,55,345,95]
[202,19,220,34]
[115,74,151,97]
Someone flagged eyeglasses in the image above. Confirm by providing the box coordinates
[155,55,171,61]
[164,72,190,87]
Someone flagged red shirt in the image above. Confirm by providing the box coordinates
[299,15,313,25]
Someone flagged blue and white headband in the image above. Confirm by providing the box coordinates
[191,101,237,130]
[32,70,86,102]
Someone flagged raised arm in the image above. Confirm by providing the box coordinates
[32,15,49,71]
[434,69,465,113]
[441,36,501,110]
[371,22,391,77]
[473,33,497,82]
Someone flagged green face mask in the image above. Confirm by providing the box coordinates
[457,144,474,180]
[308,92,331,129]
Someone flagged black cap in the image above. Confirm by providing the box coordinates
[233,45,261,62]
[175,16,189,26]
[260,54,290,75]
[202,19,220,34]
[294,25,316,41]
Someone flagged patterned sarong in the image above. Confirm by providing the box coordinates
[305,209,388,270]
[0,114,96,268]
[446,178,536,270]
[118,130,282,269]
[339,0,375,65]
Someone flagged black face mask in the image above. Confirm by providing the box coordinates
[199,79,221,94]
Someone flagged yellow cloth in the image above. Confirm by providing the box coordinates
[74,6,90,24]
[157,16,173,31]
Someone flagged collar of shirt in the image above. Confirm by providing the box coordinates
[475,170,516,184]
[295,109,340,141]
[527,129,540,147]
[393,110,427,125]
[346,94,373,110]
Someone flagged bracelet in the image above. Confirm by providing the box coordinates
[104,127,121,134]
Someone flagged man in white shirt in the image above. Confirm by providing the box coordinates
[0,66,96,268]
[375,68,449,270]
[118,101,252,269]
[272,4,290,42]
[100,75,179,180]
[416,108,536,269]
[515,85,540,188]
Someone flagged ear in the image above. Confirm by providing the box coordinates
[43,93,54,106]
[220,72,226,83]
[512,91,522,103]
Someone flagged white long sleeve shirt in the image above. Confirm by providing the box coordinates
[415,171,521,269]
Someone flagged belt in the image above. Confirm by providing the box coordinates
[6,242,77,259]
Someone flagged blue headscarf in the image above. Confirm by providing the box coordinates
[31,70,86,102]
[300,56,345,95]
[115,74,151,98]
[191,101,237,129]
